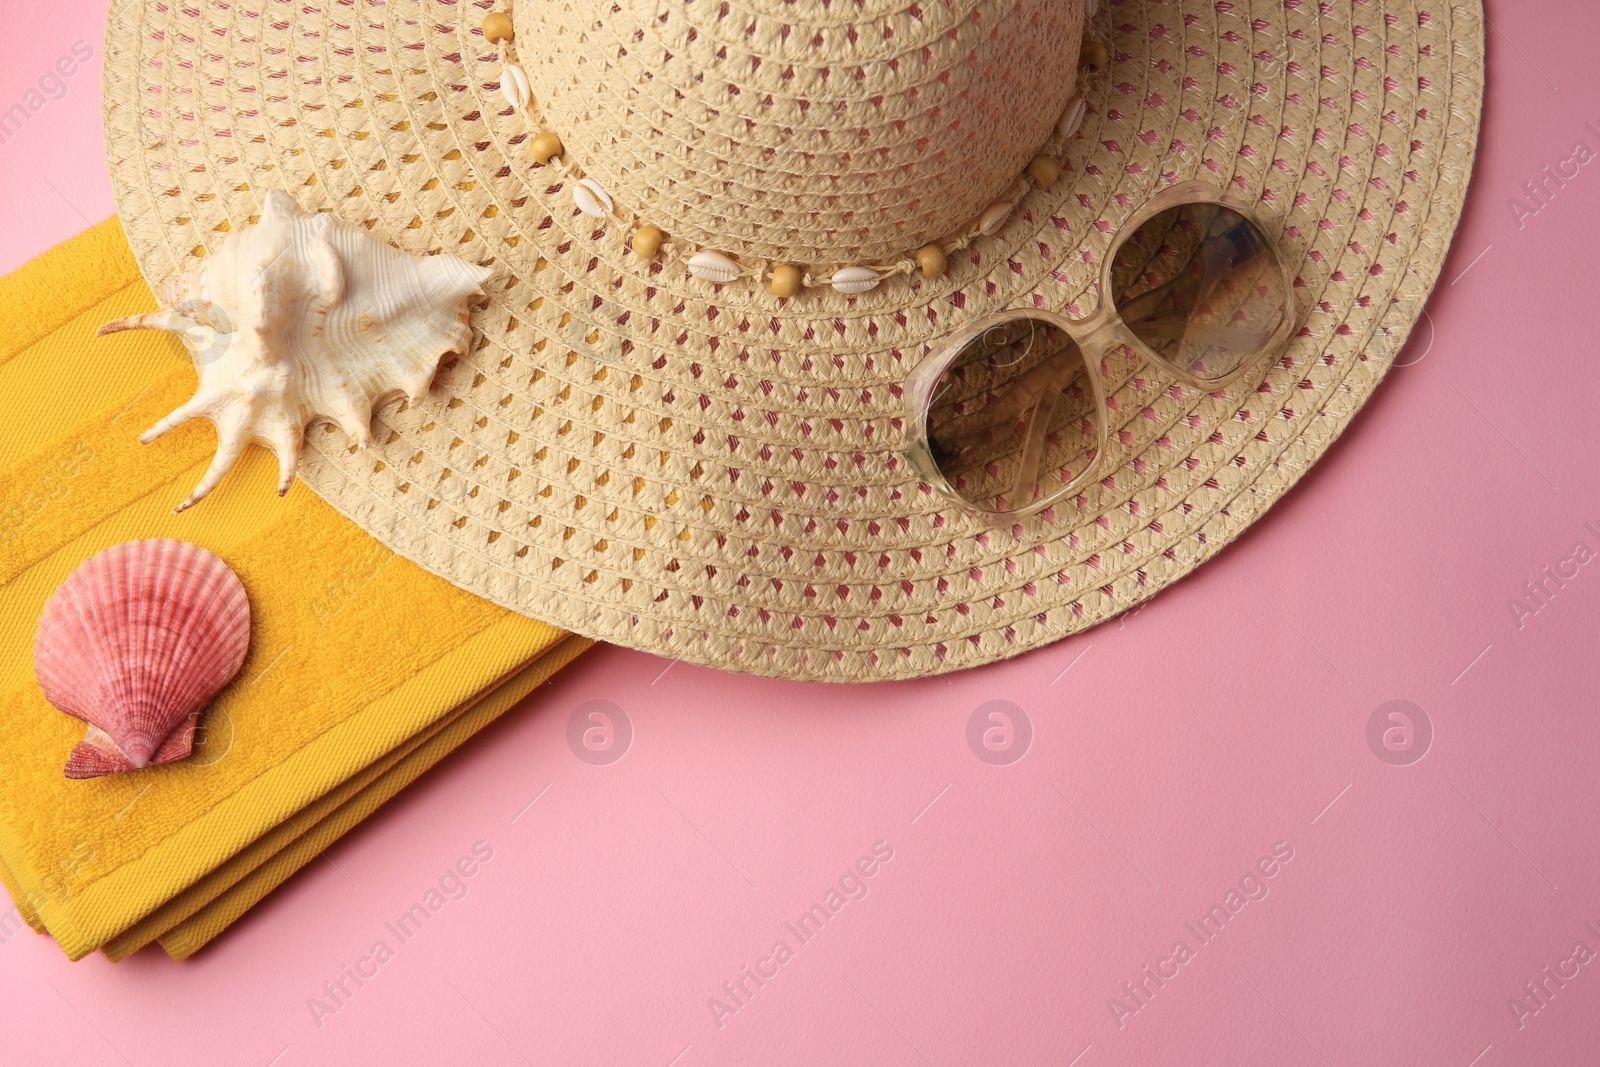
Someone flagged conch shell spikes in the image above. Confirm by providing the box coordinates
[98,190,493,511]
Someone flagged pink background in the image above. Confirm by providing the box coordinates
[3,2,1598,1064]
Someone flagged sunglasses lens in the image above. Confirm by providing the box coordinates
[924,317,1099,515]
[1111,202,1289,384]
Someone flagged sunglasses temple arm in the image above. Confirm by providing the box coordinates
[1004,384,1063,511]
[1128,318,1278,351]
[1114,265,1202,325]
[935,353,1079,448]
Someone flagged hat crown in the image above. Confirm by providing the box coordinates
[515,0,1085,268]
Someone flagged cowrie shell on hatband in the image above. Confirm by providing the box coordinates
[1057,96,1087,138]
[688,251,742,283]
[978,201,1014,236]
[573,178,613,218]
[500,63,531,112]
[830,266,881,294]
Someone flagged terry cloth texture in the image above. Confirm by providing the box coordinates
[0,219,590,961]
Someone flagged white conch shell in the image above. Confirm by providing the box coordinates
[573,178,613,218]
[688,251,741,283]
[830,266,881,294]
[98,190,492,512]
[500,63,532,112]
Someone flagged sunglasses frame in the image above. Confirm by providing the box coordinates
[904,180,1297,523]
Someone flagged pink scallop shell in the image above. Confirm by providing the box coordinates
[34,539,251,779]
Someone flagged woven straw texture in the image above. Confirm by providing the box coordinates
[102,0,1485,682]
[520,0,1085,266]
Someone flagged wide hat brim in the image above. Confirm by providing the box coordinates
[101,0,1485,681]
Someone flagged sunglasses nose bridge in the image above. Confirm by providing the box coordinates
[1067,314,1126,369]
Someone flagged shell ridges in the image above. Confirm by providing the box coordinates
[500,63,532,112]
[830,266,881,294]
[1057,96,1087,139]
[689,251,742,283]
[573,178,614,218]
[96,191,491,512]
[34,540,252,779]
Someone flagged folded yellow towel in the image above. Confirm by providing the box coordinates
[0,220,587,960]
[118,633,589,961]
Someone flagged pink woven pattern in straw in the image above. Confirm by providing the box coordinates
[101,0,1485,681]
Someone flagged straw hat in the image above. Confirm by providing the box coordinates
[101,0,1485,681]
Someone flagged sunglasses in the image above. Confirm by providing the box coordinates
[905,181,1297,522]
